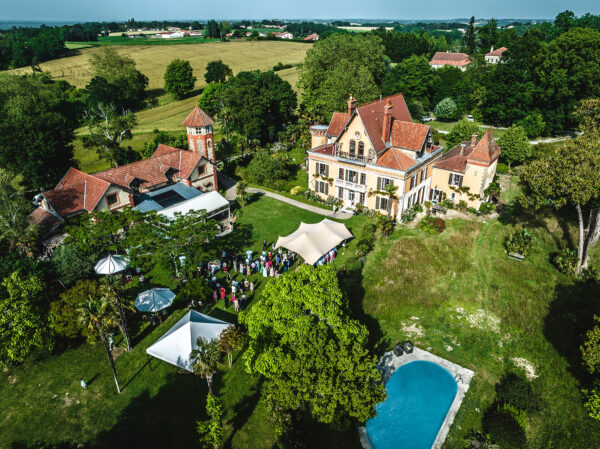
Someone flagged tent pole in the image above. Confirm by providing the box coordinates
[147,354,153,372]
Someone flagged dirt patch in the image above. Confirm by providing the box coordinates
[455,307,501,333]
[111,347,126,359]
[512,357,538,380]
[8,375,17,384]
[401,320,425,338]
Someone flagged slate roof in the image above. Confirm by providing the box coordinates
[182,106,215,127]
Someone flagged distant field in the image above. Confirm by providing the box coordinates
[10,40,310,90]
[338,26,393,32]
[65,42,100,50]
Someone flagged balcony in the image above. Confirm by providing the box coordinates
[334,178,367,193]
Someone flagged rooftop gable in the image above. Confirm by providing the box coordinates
[43,168,111,216]
[182,106,215,128]
[486,47,507,57]
[390,121,430,151]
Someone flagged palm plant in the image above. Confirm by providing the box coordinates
[368,183,400,218]
[236,180,249,208]
[100,276,133,351]
[77,294,122,393]
[190,337,223,395]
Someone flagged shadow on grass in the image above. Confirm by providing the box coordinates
[544,278,600,383]
[220,377,264,449]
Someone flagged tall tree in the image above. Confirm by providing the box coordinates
[197,394,223,449]
[164,59,197,99]
[463,16,477,54]
[218,325,246,367]
[478,18,498,51]
[190,337,223,395]
[100,276,133,351]
[0,169,37,254]
[0,74,77,190]
[240,265,385,430]
[204,60,233,84]
[0,271,52,366]
[444,119,481,150]
[381,55,435,109]
[298,33,386,122]
[497,125,531,168]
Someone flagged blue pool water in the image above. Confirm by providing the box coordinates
[366,361,458,449]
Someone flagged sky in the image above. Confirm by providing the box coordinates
[1,0,599,22]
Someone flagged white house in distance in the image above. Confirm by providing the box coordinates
[273,31,294,39]
[485,47,507,63]
[429,51,471,71]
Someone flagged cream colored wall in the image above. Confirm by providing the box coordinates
[430,161,497,208]
[311,134,327,148]
[336,115,373,156]
[94,185,130,212]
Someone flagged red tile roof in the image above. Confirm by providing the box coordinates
[468,129,501,163]
[43,168,110,217]
[429,52,471,67]
[390,121,430,151]
[434,130,500,173]
[486,47,507,57]
[356,93,412,154]
[182,106,215,127]
[376,148,417,171]
[326,112,349,136]
[304,33,319,41]
[310,143,335,156]
[29,207,63,238]
[152,144,183,157]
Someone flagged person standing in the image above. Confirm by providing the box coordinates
[262,265,268,278]
[244,278,249,291]
[250,281,254,293]
[220,287,226,301]
[233,295,239,312]
[269,266,274,277]
[108,333,115,350]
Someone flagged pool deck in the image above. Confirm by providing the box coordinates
[359,347,475,449]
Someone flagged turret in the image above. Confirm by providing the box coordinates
[182,105,216,162]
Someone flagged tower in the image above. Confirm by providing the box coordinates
[181,105,216,162]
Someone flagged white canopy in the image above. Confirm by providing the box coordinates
[134,288,176,313]
[94,254,128,275]
[158,191,229,220]
[146,310,231,372]
[275,219,353,265]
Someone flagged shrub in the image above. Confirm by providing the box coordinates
[401,204,420,222]
[553,248,578,276]
[290,186,303,196]
[482,405,528,449]
[478,202,496,215]
[496,163,509,174]
[413,203,423,213]
[51,244,95,287]
[243,151,290,185]
[502,402,528,431]
[456,200,468,212]
[418,216,446,235]
[273,62,294,72]
[517,112,545,139]
[434,97,457,120]
[505,228,534,256]
[466,206,478,214]
[495,372,541,412]
[439,199,455,209]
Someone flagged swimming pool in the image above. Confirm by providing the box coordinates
[366,360,458,449]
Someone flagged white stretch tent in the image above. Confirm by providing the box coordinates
[94,254,127,275]
[275,219,353,265]
[134,288,176,313]
[146,310,230,372]
[158,191,230,221]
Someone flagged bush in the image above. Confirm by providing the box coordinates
[482,405,528,449]
[496,162,509,174]
[466,206,478,214]
[243,150,291,185]
[553,248,578,276]
[517,112,545,139]
[290,186,304,196]
[456,200,468,212]
[434,97,457,120]
[439,199,455,209]
[51,244,95,287]
[495,372,541,413]
[401,204,421,223]
[502,402,528,431]
[505,229,534,256]
[418,216,446,235]
[273,62,294,72]
[478,202,496,215]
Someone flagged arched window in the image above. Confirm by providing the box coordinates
[358,141,364,157]
[207,139,212,150]
[349,140,356,155]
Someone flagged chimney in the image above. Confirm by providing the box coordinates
[471,133,478,146]
[382,98,393,142]
[347,94,356,115]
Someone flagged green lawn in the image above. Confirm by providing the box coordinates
[2,185,599,448]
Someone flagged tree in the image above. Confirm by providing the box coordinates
[517,112,546,139]
[444,119,481,150]
[478,18,498,52]
[190,337,223,395]
[381,55,435,109]
[298,33,386,121]
[88,47,148,111]
[555,10,577,33]
[51,244,95,287]
[582,316,600,375]
[0,271,52,366]
[243,151,290,185]
[434,97,457,121]
[198,83,231,142]
[375,213,395,237]
[0,74,77,190]
[78,294,121,393]
[164,59,196,99]
[100,276,133,351]
[221,71,297,143]
[204,60,233,84]
[497,125,530,168]
[240,265,385,430]
[197,394,223,449]
[463,16,477,54]
[141,131,188,159]
[82,103,138,167]
[0,169,38,254]
[519,137,600,274]
[218,325,246,368]
[235,180,249,208]
[50,279,101,340]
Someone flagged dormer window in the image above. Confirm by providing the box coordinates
[358,141,364,157]
[106,193,118,206]
[349,140,356,155]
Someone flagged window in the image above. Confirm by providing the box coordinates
[358,141,364,157]
[316,180,329,195]
[338,167,344,180]
[448,173,463,186]
[431,189,443,202]
[377,177,393,190]
[346,170,358,183]
[349,140,356,155]
[359,192,366,204]
[410,176,416,190]
[198,165,206,176]
[360,173,366,185]
[207,139,212,149]
[376,196,389,211]
[316,162,329,177]
[451,192,456,201]
[106,193,118,206]
[338,187,344,199]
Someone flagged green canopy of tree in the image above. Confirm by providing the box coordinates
[218,325,246,368]
[381,55,435,109]
[164,59,197,99]
[141,131,188,159]
[204,60,233,84]
[221,70,297,143]
[434,97,458,121]
[0,271,52,366]
[478,18,499,52]
[444,119,481,150]
[0,74,78,190]
[197,394,223,449]
[462,16,477,54]
[190,337,222,395]
[0,169,38,254]
[50,279,101,340]
[51,244,95,287]
[497,125,531,166]
[198,83,233,142]
[240,265,385,430]
[298,33,385,122]
[243,151,291,185]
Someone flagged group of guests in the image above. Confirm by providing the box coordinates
[314,248,338,266]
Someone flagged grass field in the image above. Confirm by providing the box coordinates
[11,41,309,90]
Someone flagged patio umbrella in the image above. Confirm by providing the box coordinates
[94,254,128,275]
[134,288,176,313]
